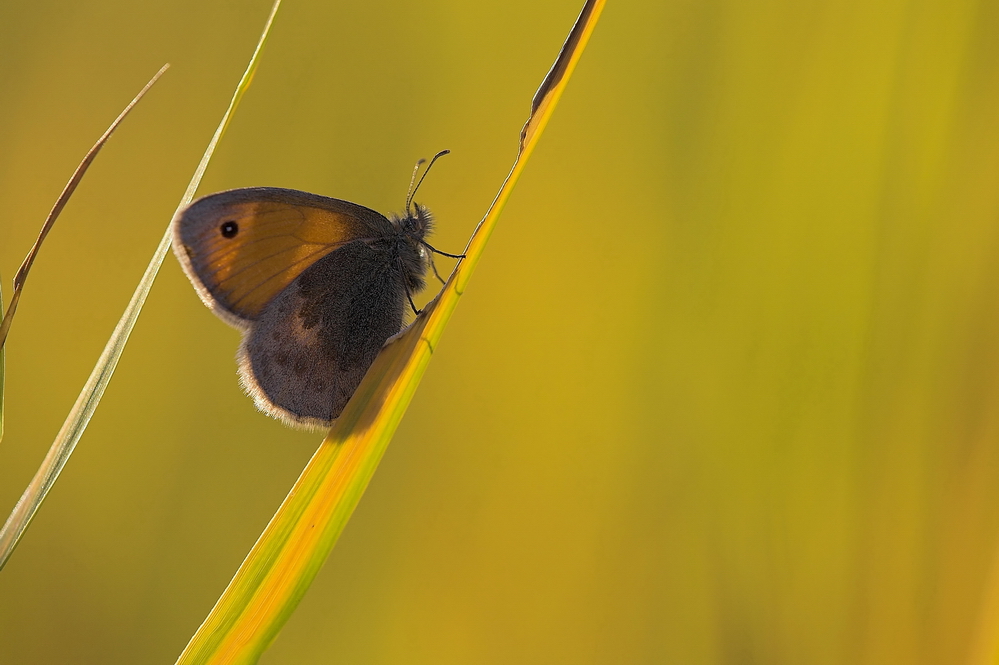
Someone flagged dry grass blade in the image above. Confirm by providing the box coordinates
[174,2,605,663]
[0,0,282,572]
[0,64,168,562]
[0,282,4,444]
[0,64,168,349]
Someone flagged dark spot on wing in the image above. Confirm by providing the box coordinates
[220,221,239,238]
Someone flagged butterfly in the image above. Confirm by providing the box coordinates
[171,151,460,429]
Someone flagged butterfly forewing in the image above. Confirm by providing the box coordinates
[173,188,392,325]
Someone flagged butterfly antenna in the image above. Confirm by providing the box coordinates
[406,149,450,215]
[405,157,427,216]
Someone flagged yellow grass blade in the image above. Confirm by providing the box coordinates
[174,2,606,663]
[0,0,282,572]
[969,547,999,665]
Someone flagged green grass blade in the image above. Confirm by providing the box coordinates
[0,0,283,572]
[174,2,606,663]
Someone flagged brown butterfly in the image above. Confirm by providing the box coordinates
[171,151,459,429]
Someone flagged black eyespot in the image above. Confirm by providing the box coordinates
[220,221,239,238]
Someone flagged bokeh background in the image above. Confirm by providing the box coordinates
[2,0,999,663]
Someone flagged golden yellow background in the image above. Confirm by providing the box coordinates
[3,0,999,663]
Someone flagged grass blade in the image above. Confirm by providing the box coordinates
[0,281,4,444]
[969,545,999,665]
[174,2,606,663]
[0,65,168,350]
[0,63,169,564]
[0,0,283,572]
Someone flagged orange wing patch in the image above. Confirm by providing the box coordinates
[178,198,374,322]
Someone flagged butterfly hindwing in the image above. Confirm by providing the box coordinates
[172,187,393,327]
[237,240,409,426]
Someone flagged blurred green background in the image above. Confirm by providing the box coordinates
[2,0,999,663]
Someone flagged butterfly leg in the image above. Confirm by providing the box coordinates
[429,255,446,285]
[422,241,466,260]
[397,255,422,315]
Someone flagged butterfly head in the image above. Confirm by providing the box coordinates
[394,202,433,240]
